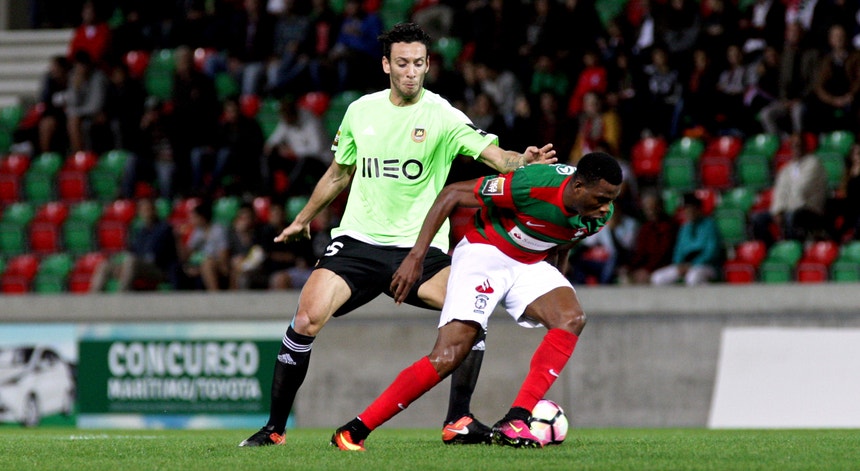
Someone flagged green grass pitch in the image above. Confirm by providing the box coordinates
[1,428,859,470]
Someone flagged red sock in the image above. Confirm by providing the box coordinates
[512,328,578,412]
[358,356,442,430]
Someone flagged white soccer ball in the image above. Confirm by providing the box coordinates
[529,399,569,445]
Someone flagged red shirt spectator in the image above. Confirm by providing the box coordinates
[68,1,111,65]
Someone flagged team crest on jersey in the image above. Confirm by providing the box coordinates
[332,129,341,148]
[412,127,426,143]
[553,164,575,175]
[572,228,588,238]
[480,176,505,196]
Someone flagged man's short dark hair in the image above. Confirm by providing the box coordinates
[378,22,432,59]
[575,152,623,186]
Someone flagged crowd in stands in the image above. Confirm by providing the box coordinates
[3,0,860,293]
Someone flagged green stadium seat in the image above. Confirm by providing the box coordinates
[214,72,240,101]
[817,152,845,191]
[323,90,362,137]
[817,130,855,157]
[144,49,176,100]
[713,208,746,247]
[379,0,413,29]
[33,253,74,293]
[432,37,463,70]
[155,197,172,220]
[0,128,12,153]
[23,152,63,203]
[665,137,705,162]
[257,97,281,139]
[63,201,103,255]
[90,149,130,201]
[0,103,23,132]
[735,153,772,190]
[0,202,35,255]
[760,240,803,283]
[213,196,241,226]
[719,187,756,214]
[661,157,697,191]
[286,195,308,222]
[661,188,683,216]
[830,241,860,282]
[741,133,780,159]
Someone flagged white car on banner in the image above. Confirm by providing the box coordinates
[0,346,76,427]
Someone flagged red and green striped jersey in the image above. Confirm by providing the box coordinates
[465,163,613,263]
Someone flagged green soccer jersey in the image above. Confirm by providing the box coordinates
[331,89,498,251]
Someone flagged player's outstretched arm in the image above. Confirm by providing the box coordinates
[274,161,355,243]
[478,143,557,173]
[390,179,481,304]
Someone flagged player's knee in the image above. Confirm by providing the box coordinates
[292,309,327,337]
[551,309,586,335]
[427,343,471,377]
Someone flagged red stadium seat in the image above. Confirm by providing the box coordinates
[240,94,261,118]
[103,199,137,223]
[29,221,61,254]
[124,50,150,79]
[631,137,667,179]
[694,188,718,215]
[64,151,98,172]
[796,241,840,283]
[68,252,107,293]
[298,91,331,117]
[1,254,40,293]
[723,241,767,283]
[253,196,271,222]
[97,220,128,252]
[702,135,742,160]
[58,170,89,201]
[0,153,30,203]
[700,157,733,189]
[33,201,69,225]
[1,153,30,175]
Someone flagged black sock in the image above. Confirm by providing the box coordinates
[503,407,532,423]
[266,325,314,432]
[341,417,372,442]
[445,329,486,423]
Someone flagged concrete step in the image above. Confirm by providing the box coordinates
[0,80,40,95]
[0,43,67,60]
[0,95,21,107]
[0,62,49,79]
[0,29,72,45]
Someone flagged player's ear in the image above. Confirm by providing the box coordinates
[382,55,391,74]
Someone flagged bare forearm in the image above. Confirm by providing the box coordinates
[484,150,527,173]
[410,180,479,259]
[293,162,352,225]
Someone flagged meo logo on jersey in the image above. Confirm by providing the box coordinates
[481,177,505,196]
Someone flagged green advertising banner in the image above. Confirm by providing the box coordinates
[76,323,283,429]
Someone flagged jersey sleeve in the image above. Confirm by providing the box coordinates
[332,105,357,166]
[443,106,498,160]
[475,171,515,209]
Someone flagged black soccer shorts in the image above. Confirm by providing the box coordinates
[314,235,451,316]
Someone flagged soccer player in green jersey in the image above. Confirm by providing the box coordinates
[331,152,622,450]
[239,22,556,447]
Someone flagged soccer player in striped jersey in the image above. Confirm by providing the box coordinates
[332,152,622,450]
[239,22,556,447]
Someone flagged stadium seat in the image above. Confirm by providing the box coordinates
[817,152,845,191]
[665,136,705,162]
[33,253,74,293]
[631,136,667,179]
[103,199,136,223]
[154,197,172,220]
[0,202,35,255]
[1,254,39,294]
[719,187,756,214]
[144,49,176,100]
[379,0,413,28]
[23,152,63,203]
[253,196,271,221]
[735,153,772,190]
[324,90,362,138]
[256,97,281,139]
[432,36,463,70]
[760,240,803,283]
[90,149,131,201]
[0,153,29,203]
[213,196,241,226]
[123,50,150,79]
[831,241,860,282]
[298,91,331,117]
[693,188,718,215]
[661,157,697,191]
[796,241,840,283]
[59,151,97,202]
[661,188,683,217]
[68,252,107,293]
[741,133,779,159]
[816,129,854,157]
[700,157,733,189]
[713,208,747,247]
[0,103,23,136]
[214,72,239,101]
[63,201,103,255]
[29,222,62,254]
[192,47,217,72]
[723,240,768,284]
[239,94,261,118]
[702,135,742,161]
[286,195,309,222]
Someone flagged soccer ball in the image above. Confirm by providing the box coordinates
[529,399,569,445]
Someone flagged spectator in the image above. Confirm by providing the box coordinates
[474,55,522,127]
[568,203,639,284]
[36,55,71,154]
[738,0,786,58]
[180,200,230,291]
[261,202,315,290]
[641,46,682,139]
[67,1,111,66]
[651,192,722,286]
[714,44,750,134]
[65,50,108,153]
[751,133,828,246]
[90,198,180,292]
[804,24,860,133]
[228,203,266,289]
[680,48,720,135]
[104,62,147,152]
[107,4,154,63]
[566,50,608,118]
[807,0,859,53]
[329,0,384,91]
[657,0,700,67]
[467,92,509,141]
[262,95,328,197]
[225,0,277,96]
[126,97,176,199]
[758,21,818,136]
[620,190,678,284]
[745,45,781,132]
[697,0,740,60]
[190,96,264,196]
[836,143,860,240]
[569,92,621,161]
[267,0,312,95]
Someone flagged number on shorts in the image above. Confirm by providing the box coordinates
[324,241,344,257]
